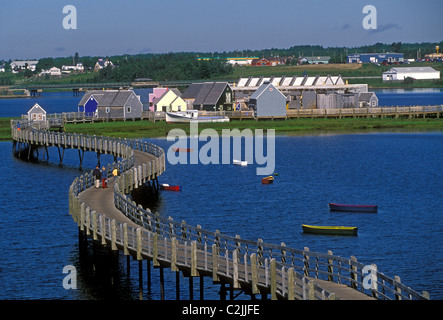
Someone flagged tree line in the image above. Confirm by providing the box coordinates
[91,53,233,82]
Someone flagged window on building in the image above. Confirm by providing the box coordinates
[106,107,110,113]
[127,107,131,113]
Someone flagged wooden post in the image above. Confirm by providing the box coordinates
[250,253,259,295]
[308,280,315,300]
[153,233,159,266]
[350,256,358,289]
[303,247,310,277]
[111,219,117,251]
[123,223,129,255]
[270,258,277,300]
[136,228,142,261]
[394,275,402,300]
[233,249,239,289]
[191,241,198,277]
[212,244,219,282]
[327,250,333,282]
[92,211,97,241]
[288,268,295,300]
[171,237,178,272]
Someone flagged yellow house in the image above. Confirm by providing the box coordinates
[154,88,187,112]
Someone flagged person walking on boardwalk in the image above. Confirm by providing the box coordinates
[112,167,118,180]
[101,166,108,188]
[93,166,101,188]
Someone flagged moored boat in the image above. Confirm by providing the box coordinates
[329,203,378,213]
[166,110,230,123]
[160,184,182,191]
[261,176,274,184]
[233,159,248,166]
[302,224,358,236]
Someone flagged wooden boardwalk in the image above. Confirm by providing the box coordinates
[11,119,429,300]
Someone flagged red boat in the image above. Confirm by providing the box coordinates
[329,203,378,213]
[172,148,193,152]
[261,176,274,184]
[160,184,182,191]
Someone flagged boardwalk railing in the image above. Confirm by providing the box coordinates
[18,105,443,125]
[11,121,430,300]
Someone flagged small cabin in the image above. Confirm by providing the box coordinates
[248,82,286,117]
[27,103,46,121]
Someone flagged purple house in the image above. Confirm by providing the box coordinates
[148,88,167,111]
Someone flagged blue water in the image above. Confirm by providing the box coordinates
[0,90,442,300]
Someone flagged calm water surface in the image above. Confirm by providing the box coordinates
[0,132,442,299]
[0,90,442,300]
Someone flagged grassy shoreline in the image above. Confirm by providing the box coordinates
[2,117,442,141]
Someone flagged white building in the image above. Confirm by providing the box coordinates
[40,67,62,76]
[10,60,38,73]
[61,63,84,73]
[27,103,46,122]
[383,67,440,81]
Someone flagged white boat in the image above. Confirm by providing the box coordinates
[166,110,230,123]
[233,159,248,166]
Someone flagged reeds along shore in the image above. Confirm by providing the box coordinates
[2,117,443,141]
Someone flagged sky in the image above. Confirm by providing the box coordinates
[1,0,442,60]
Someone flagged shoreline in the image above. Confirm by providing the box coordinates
[3,117,442,141]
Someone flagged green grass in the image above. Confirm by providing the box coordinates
[1,117,442,141]
[63,118,443,139]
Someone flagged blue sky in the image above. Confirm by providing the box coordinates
[1,0,441,60]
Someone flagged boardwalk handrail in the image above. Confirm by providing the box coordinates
[17,104,443,126]
[11,121,430,300]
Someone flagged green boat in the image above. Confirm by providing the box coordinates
[302,224,358,236]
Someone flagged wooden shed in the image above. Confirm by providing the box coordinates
[248,82,286,117]
[27,103,46,121]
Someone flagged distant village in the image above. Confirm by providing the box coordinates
[4,48,442,120]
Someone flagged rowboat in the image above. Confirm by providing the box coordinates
[233,159,248,166]
[329,203,378,213]
[160,184,182,191]
[261,176,274,184]
[302,224,358,236]
[166,110,230,123]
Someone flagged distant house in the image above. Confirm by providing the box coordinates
[0,64,5,72]
[27,103,46,121]
[10,60,38,73]
[132,88,154,111]
[154,88,186,112]
[96,90,142,119]
[225,57,259,66]
[300,56,331,64]
[248,82,287,117]
[61,63,84,73]
[251,58,271,66]
[358,92,378,107]
[79,90,142,119]
[40,67,61,76]
[347,53,404,64]
[78,91,104,116]
[182,82,234,111]
[382,67,440,81]
[94,59,113,72]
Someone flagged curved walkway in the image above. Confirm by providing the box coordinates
[10,120,429,300]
